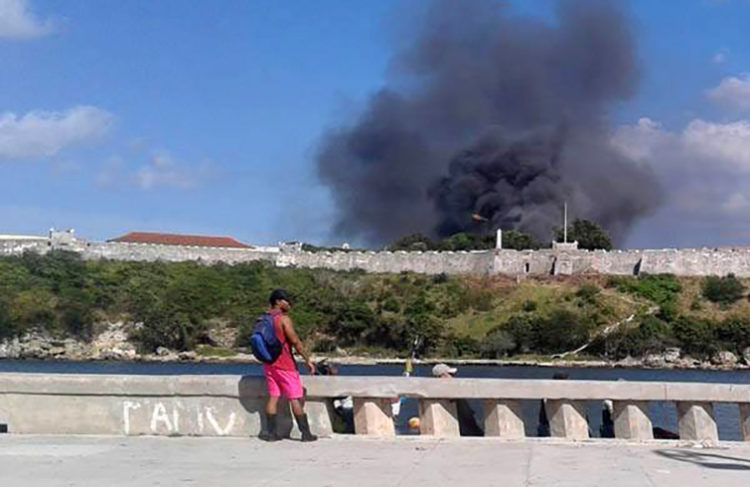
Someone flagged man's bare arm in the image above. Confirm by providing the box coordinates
[281,316,315,372]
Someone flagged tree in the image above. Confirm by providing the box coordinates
[702,274,745,306]
[501,230,540,250]
[556,219,613,250]
[388,234,435,251]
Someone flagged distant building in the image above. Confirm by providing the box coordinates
[109,232,252,249]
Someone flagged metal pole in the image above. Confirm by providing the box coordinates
[564,202,568,244]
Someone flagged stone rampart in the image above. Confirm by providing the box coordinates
[5,231,750,277]
[277,249,494,275]
[0,239,49,257]
[81,242,278,264]
[2,373,749,442]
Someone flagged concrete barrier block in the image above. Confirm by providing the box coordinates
[304,399,334,438]
[613,401,652,441]
[739,403,750,442]
[677,402,718,442]
[419,399,459,438]
[483,400,525,439]
[353,398,395,437]
[546,400,589,440]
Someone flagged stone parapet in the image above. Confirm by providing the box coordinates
[2,374,750,442]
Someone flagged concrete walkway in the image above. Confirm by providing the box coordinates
[2,436,750,486]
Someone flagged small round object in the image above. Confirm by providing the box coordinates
[408,417,420,430]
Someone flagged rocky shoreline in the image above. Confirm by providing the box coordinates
[2,323,750,371]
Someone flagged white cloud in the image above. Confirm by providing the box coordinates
[682,119,750,170]
[613,115,750,247]
[706,75,750,112]
[98,151,213,191]
[136,153,208,190]
[0,0,54,40]
[712,49,729,65]
[612,117,750,173]
[0,106,113,160]
[609,117,673,162]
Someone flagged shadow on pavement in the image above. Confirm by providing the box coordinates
[654,449,750,471]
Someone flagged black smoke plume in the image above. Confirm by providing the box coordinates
[317,0,660,246]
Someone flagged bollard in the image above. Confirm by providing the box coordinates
[546,400,589,440]
[739,403,750,442]
[484,400,525,439]
[613,401,653,441]
[676,402,718,442]
[353,398,395,437]
[419,399,460,437]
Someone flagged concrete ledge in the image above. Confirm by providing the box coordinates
[4,374,750,403]
[2,373,749,440]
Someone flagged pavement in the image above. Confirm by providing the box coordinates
[2,435,750,486]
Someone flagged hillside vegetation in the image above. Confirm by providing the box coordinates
[1,251,750,360]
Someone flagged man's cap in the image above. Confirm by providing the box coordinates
[269,288,293,305]
[432,363,458,377]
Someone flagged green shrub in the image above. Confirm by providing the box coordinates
[612,274,681,307]
[504,314,536,354]
[480,329,516,358]
[701,274,745,306]
[601,316,673,358]
[672,316,716,358]
[714,317,750,353]
[533,309,594,354]
[575,284,601,305]
[441,334,480,358]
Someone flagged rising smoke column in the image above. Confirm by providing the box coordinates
[317,0,661,246]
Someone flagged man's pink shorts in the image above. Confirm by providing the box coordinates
[263,365,304,400]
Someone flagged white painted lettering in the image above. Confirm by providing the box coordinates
[122,401,142,435]
[150,403,173,433]
[206,407,236,436]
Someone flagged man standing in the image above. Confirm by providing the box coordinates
[259,289,318,442]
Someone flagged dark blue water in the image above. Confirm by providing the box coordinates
[2,360,748,440]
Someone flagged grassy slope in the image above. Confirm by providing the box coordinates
[445,276,652,340]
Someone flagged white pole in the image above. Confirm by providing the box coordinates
[564,202,568,244]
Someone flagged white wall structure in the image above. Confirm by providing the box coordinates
[4,230,750,277]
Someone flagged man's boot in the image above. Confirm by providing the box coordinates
[258,414,282,442]
[295,414,318,442]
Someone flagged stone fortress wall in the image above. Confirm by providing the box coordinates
[2,230,750,277]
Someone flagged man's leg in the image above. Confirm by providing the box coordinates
[289,398,304,417]
[290,398,317,442]
[266,396,279,415]
[260,370,282,442]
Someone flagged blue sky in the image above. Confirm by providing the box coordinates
[1,0,750,248]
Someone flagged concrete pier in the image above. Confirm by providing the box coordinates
[1,435,749,487]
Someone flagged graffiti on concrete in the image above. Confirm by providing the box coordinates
[122,401,237,436]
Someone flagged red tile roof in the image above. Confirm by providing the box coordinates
[109,232,252,249]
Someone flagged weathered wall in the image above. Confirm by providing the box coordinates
[3,373,750,440]
[4,232,750,276]
[0,374,332,437]
[277,249,494,275]
[0,239,49,257]
[82,242,278,264]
